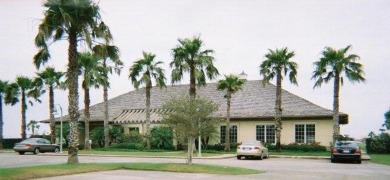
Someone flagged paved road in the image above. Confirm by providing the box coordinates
[1,152,389,179]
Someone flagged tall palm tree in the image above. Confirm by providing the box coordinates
[4,76,41,139]
[79,52,104,150]
[217,74,245,152]
[384,108,390,130]
[170,36,219,97]
[27,120,40,136]
[129,51,166,150]
[312,45,365,144]
[260,47,298,152]
[35,67,64,143]
[93,43,122,148]
[0,80,9,149]
[34,0,111,163]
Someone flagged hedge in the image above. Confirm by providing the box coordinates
[266,143,327,152]
[1,138,23,149]
[366,133,390,154]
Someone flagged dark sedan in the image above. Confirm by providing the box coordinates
[13,138,60,155]
[331,141,362,164]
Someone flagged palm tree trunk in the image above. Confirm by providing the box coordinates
[0,95,4,149]
[103,60,110,148]
[225,93,231,152]
[67,30,80,164]
[332,75,340,145]
[49,85,56,144]
[145,81,151,150]
[21,90,27,139]
[275,70,283,152]
[189,63,196,97]
[83,82,91,150]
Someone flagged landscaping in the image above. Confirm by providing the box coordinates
[0,163,262,179]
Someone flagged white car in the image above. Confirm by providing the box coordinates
[237,140,269,160]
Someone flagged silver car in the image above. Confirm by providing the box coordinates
[13,138,60,155]
[237,140,269,160]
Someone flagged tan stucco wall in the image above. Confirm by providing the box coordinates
[211,119,333,147]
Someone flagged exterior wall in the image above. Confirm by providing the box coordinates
[121,123,160,134]
[212,119,333,147]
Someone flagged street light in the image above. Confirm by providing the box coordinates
[52,104,63,153]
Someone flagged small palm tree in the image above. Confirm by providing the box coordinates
[35,67,64,143]
[93,43,122,148]
[0,80,9,149]
[217,74,245,152]
[4,76,42,139]
[384,108,390,130]
[27,120,40,136]
[34,0,111,163]
[129,51,166,150]
[170,36,219,97]
[312,45,365,144]
[260,47,298,152]
[79,52,105,150]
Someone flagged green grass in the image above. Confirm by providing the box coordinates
[78,149,231,157]
[269,151,329,156]
[0,163,262,179]
[369,154,390,166]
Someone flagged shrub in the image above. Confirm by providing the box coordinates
[266,142,327,152]
[366,133,390,154]
[109,142,144,151]
[150,127,174,150]
[2,138,22,149]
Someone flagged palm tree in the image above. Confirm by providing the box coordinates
[217,74,245,152]
[4,76,41,139]
[35,67,64,143]
[129,51,166,150]
[0,80,9,149]
[260,47,298,152]
[79,52,105,150]
[170,36,219,97]
[312,45,365,144]
[384,108,390,130]
[93,43,122,148]
[34,0,111,163]
[27,120,40,136]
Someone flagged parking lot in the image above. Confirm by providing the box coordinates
[1,152,389,179]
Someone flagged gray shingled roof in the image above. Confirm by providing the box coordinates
[42,80,348,124]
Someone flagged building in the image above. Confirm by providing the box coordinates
[43,79,348,147]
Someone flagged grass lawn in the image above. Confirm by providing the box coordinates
[369,154,390,166]
[0,163,262,179]
[269,151,329,156]
[78,149,233,157]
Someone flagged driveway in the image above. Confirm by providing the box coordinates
[1,152,389,179]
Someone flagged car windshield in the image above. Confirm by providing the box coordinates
[336,141,358,148]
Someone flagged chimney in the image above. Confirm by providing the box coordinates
[238,71,247,81]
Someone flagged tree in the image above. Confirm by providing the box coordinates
[217,74,245,152]
[79,52,104,149]
[4,76,41,139]
[383,108,390,130]
[27,120,40,136]
[35,67,64,143]
[312,45,365,144]
[170,36,219,97]
[161,95,220,165]
[129,51,166,150]
[93,43,122,148]
[260,47,298,152]
[34,0,111,163]
[0,80,8,149]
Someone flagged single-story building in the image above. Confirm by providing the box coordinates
[42,78,348,147]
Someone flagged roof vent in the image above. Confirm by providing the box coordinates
[238,71,247,81]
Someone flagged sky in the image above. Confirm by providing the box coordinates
[0,0,389,139]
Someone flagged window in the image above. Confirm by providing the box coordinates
[295,124,315,144]
[256,125,275,144]
[220,125,237,144]
[129,127,139,134]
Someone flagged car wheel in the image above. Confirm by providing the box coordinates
[357,160,362,164]
[54,147,60,153]
[33,148,40,155]
[237,156,242,160]
[18,152,25,155]
[259,152,264,160]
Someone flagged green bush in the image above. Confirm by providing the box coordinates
[366,133,390,154]
[2,138,22,149]
[150,127,174,150]
[109,142,144,151]
[207,143,239,151]
[266,142,327,152]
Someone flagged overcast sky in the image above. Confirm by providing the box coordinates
[1,0,389,139]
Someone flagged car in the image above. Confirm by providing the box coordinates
[13,138,60,155]
[331,141,362,164]
[236,140,269,160]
